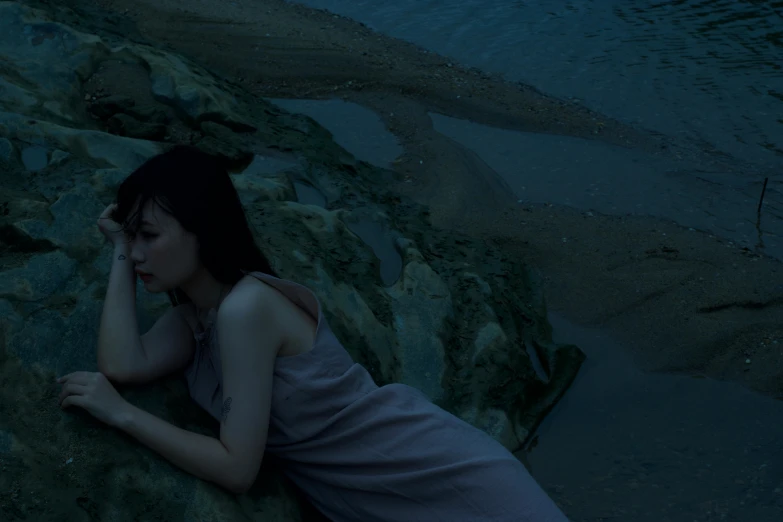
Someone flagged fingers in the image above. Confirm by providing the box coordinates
[57,371,92,384]
[61,395,87,409]
[59,382,88,406]
[98,204,123,230]
[99,203,118,220]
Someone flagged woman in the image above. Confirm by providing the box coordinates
[57,145,569,521]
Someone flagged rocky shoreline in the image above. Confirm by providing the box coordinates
[2,0,782,520]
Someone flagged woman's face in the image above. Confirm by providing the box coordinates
[127,199,200,293]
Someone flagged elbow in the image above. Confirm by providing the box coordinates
[227,481,252,495]
[222,459,260,495]
[98,363,128,384]
[225,476,254,495]
[96,355,112,376]
[97,362,120,381]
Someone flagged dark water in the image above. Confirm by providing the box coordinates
[285,0,782,259]
[288,0,782,169]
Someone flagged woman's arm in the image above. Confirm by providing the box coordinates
[116,287,282,494]
[117,405,244,492]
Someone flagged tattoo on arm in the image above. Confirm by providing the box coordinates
[117,254,126,260]
[221,397,232,422]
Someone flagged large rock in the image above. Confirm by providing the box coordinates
[0,2,584,520]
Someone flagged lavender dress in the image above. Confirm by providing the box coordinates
[184,271,569,522]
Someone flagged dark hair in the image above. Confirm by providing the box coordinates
[113,144,277,306]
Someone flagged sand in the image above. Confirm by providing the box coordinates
[54,0,783,398]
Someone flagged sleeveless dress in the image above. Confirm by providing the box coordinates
[183,271,569,522]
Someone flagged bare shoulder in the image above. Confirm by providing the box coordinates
[218,275,279,321]
[219,275,316,357]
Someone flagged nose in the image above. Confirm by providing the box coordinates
[129,238,145,264]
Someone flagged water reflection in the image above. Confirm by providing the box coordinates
[267,98,404,168]
[21,145,48,171]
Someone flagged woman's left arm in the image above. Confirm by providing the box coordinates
[61,288,282,495]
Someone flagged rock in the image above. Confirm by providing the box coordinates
[107,113,167,141]
[0,2,110,123]
[13,183,107,251]
[88,94,137,120]
[0,111,162,172]
[0,250,78,301]
[143,48,254,130]
[0,2,583,520]
[0,429,13,454]
[0,137,14,163]
[89,96,171,132]
[385,243,452,401]
[49,149,71,167]
[196,120,254,165]
[127,104,171,125]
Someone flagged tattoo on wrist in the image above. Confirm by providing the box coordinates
[221,397,232,422]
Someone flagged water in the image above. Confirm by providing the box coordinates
[268,98,404,168]
[21,145,48,171]
[284,0,782,259]
[291,177,404,286]
[431,112,783,258]
[288,0,783,170]
[261,98,782,259]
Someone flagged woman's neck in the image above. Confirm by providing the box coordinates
[179,269,232,313]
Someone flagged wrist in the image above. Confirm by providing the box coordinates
[112,401,135,430]
[113,242,131,256]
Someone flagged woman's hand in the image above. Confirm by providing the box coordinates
[57,371,130,428]
[97,203,128,246]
